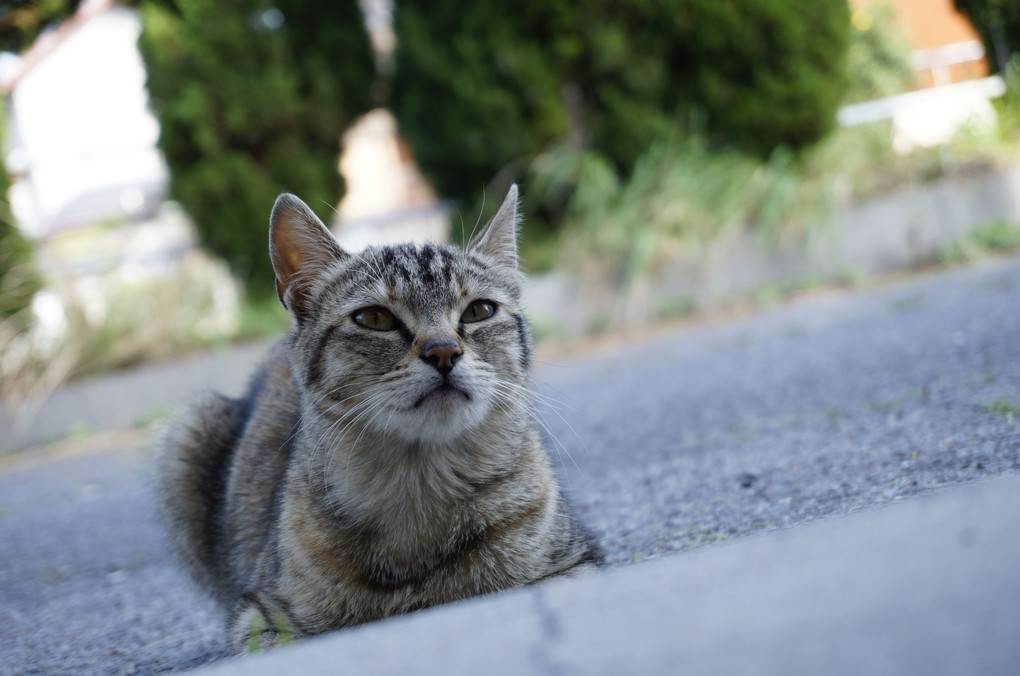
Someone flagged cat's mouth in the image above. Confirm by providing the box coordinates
[412,382,471,409]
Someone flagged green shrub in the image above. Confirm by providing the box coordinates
[0,216,40,318]
[545,136,833,280]
[970,220,1020,252]
[391,0,851,217]
[138,0,375,298]
[993,83,1020,140]
[0,98,39,318]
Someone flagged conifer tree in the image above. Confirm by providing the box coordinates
[138,0,375,297]
[391,0,851,211]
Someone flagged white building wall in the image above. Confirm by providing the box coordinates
[4,6,167,236]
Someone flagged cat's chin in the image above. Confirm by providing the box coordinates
[386,388,491,444]
[412,383,470,410]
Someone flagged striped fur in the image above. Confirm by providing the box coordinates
[157,186,603,650]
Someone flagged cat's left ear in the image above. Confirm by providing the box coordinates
[269,193,347,317]
[468,184,520,269]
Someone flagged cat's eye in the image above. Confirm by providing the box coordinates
[461,299,497,324]
[353,306,396,331]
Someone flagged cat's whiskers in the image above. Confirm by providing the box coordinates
[497,379,588,456]
[321,403,392,513]
[487,387,566,477]
[306,398,367,497]
[494,374,577,415]
[491,380,583,476]
[320,390,391,457]
[532,376,579,407]
[307,390,393,505]
[319,397,399,518]
[340,395,392,474]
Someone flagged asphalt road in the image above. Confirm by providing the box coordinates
[1,257,1018,675]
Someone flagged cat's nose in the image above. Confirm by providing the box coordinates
[421,340,463,375]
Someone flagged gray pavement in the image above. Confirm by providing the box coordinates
[0,341,269,452]
[0,256,1018,675]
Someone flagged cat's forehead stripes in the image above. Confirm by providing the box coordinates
[377,244,461,317]
[380,244,456,290]
[315,242,518,317]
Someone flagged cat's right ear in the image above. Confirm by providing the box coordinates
[269,193,347,318]
[468,184,520,269]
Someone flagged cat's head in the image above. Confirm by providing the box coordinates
[269,186,532,444]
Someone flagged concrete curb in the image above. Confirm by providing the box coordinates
[192,472,1020,676]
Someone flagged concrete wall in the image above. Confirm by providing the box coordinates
[524,162,1020,335]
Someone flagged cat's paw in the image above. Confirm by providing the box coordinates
[231,604,296,653]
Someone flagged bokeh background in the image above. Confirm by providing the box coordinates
[1,0,1018,430]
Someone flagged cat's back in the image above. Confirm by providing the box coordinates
[157,339,299,603]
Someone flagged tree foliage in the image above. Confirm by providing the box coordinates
[390,0,852,213]
[0,0,82,53]
[954,0,1020,73]
[0,218,37,317]
[137,0,375,298]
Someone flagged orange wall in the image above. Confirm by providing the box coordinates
[878,0,983,50]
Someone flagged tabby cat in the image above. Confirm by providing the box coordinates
[157,185,603,650]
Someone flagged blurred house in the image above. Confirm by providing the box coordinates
[842,0,1004,153]
[0,0,232,344]
[0,0,167,237]
[850,0,989,87]
[0,0,443,353]
[335,108,450,251]
[336,2,448,251]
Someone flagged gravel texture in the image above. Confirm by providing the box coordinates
[1,257,1018,675]
[543,259,1020,566]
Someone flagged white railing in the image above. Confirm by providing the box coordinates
[837,75,1006,128]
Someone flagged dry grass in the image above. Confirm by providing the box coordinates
[0,255,244,416]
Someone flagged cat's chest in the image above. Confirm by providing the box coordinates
[273,491,490,628]
[282,481,474,573]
